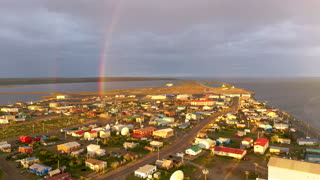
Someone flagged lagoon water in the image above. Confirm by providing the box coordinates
[0,78,319,130]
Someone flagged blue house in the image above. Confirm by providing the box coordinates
[29,163,52,176]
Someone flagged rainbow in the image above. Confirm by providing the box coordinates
[98,0,124,97]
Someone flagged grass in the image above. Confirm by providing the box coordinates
[191,151,216,167]
[0,118,96,141]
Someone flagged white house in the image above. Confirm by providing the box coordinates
[268,157,320,180]
[185,146,202,156]
[194,138,215,149]
[176,94,192,100]
[0,118,9,124]
[134,164,157,179]
[297,139,318,146]
[254,138,269,155]
[274,123,289,130]
[150,95,167,100]
[87,144,105,156]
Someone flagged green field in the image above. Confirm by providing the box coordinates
[0,118,96,141]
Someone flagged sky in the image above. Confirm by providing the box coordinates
[1,0,320,78]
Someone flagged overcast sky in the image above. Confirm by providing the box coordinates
[1,0,320,78]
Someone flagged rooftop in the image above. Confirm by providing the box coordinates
[268,157,320,174]
[136,164,156,173]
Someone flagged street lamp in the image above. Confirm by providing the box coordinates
[254,163,259,175]
[202,168,209,180]
[244,171,249,180]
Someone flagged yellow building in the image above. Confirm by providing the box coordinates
[152,128,174,138]
[57,141,81,153]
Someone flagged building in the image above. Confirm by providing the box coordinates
[85,159,107,172]
[153,128,174,138]
[29,163,52,176]
[46,172,72,180]
[72,130,85,137]
[195,138,215,149]
[100,130,111,138]
[277,138,291,145]
[297,139,318,146]
[212,146,247,159]
[216,137,231,145]
[19,157,39,168]
[87,144,106,156]
[226,119,238,125]
[254,138,269,155]
[83,131,98,140]
[134,164,157,179]
[0,141,11,152]
[123,142,138,149]
[268,157,320,180]
[176,94,192,100]
[150,141,164,148]
[190,100,214,106]
[56,95,68,99]
[241,137,254,149]
[274,123,289,130]
[155,159,174,169]
[269,146,290,154]
[20,136,32,143]
[150,95,167,100]
[305,154,320,163]
[185,146,202,156]
[19,146,33,154]
[57,141,81,154]
[133,127,157,138]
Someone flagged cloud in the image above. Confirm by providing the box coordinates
[0,0,320,77]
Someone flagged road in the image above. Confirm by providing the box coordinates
[96,98,239,180]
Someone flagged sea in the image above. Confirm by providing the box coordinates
[0,78,319,130]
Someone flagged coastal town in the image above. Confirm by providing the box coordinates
[0,81,319,180]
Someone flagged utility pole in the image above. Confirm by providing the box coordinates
[202,169,209,180]
[157,146,160,160]
[32,124,35,134]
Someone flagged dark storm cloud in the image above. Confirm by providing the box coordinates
[0,0,320,77]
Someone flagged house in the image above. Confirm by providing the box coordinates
[235,131,246,137]
[277,138,291,144]
[190,100,214,106]
[19,157,39,168]
[164,110,176,117]
[132,127,156,138]
[254,138,269,155]
[241,137,254,149]
[85,159,107,172]
[83,131,98,140]
[134,164,157,179]
[144,146,156,152]
[177,106,186,110]
[185,146,202,156]
[150,141,164,148]
[269,146,290,154]
[297,139,318,146]
[155,159,174,169]
[305,154,320,163]
[153,128,174,138]
[176,94,192,100]
[19,146,33,154]
[150,95,167,100]
[268,157,320,180]
[195,138,215,149]
[100,130,111,138]
[48,169,61,177]
[1,108,18,113]
[123,142,138,149]
[29,163,52,176]
[56,95,68,99]
[274,123,289,130]
[0,141,11,152]
[0,119,8,124]
[71,149,85,156]
[57,141,81,154]
[72,130,86,137]
[185,113,201,121]
[45,172,72,180]
[216,137,231,145]
[87,144,106,156]
[237,124,246,128]
[212,146,247,159]
[20,136,32,143]
[226,119,238,125]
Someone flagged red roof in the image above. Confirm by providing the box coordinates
[88,130,97,134]
[254,138,269,147]
[74,130,85,135]
[212,146,246,155]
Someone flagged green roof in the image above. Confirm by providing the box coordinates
[190,145,201,152]
[306,148,320,154]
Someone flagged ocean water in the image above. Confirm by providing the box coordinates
[199,77,320,130]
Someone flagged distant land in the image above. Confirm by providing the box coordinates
[0,77,176,86]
